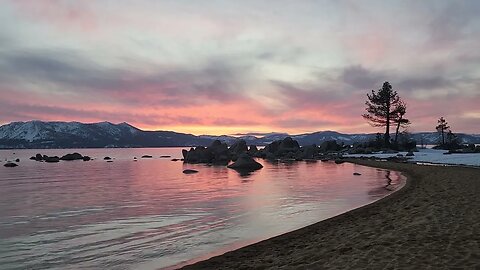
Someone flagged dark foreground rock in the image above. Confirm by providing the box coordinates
[227,153,263,171]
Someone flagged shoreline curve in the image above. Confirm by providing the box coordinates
[178,159,480,269]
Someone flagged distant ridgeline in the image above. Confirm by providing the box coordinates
[0,121,479,149]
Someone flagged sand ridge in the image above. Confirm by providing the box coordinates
[180,160,480,269]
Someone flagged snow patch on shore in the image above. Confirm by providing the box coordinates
[346,148,480,167]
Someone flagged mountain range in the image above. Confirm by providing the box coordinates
[0,121,479,149]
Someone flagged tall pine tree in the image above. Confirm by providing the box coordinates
[362,81,406,147]
[436,117,450,145]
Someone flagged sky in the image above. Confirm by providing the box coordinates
[0,0,479,135]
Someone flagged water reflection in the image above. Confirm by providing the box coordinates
[0,148,405,270]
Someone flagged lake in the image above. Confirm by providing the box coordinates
[0,148,404,270]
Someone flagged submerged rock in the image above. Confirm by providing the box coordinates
[4,162,18,167]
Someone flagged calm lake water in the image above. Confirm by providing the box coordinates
[0,148,404,270]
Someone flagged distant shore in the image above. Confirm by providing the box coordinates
[180,160,480,269]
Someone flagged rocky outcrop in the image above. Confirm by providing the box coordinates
[183,140,245,164]
[261,137,301,159]
[227,153,263,171]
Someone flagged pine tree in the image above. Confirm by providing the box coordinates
[363,81,406,147]
[436,117,450,145]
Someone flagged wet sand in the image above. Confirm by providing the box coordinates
[180,160,480,269]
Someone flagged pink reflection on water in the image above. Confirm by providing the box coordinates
[0,148,405,269]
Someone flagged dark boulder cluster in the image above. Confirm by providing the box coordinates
[29,152,91,163]
[182,140,232,165]
[255,138,343,160]
[182,139,262,171]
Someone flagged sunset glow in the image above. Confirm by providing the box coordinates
[1,0,479,134]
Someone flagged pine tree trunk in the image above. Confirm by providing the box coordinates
[394,117,402,145]
[442,129,445,145]
[385,112,390,147]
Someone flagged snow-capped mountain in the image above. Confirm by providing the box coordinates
[0,121,209,149]
[0,121,139,142]
[0,121,479,149]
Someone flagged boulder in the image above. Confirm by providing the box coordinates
[35,153,43,161]
[60,153,84,161]
[4,162,18,167]
[82,156,91,161]
[44,156,60,163]
[183,169,199,174]
[230,139,248,154]
[296,144,318,159]
[319,140,341,152]
[247,145,259,156]
[227,153,263,171]
[15,158,20,162]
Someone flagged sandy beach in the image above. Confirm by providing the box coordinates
[181,160,480,269]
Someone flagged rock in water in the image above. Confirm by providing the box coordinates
[406,151,415,157]
[183,169,199,174]
[104,156,112,160]
[44,156,60,163]
[227,153,263,171]
[82,156,91,161]
[141,155,153,158]
[4,162,18,167]
[353,172,362,176]
[60,153,84,161]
